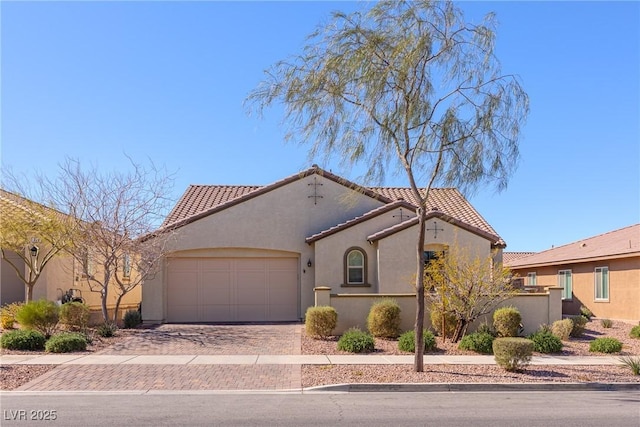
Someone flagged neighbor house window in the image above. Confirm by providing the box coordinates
[344,248,366,285]
[527,272,537,286]
[558,270,572,300]
[81,248,95,278]
[594,266,609,301]
[123,253,131,278]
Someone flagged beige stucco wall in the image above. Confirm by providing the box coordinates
[143,174,385,323]
[376,221,493,293]
[511,256,640,322]
[1,251,27,304]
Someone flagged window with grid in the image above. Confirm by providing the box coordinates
[345,249,365,285]
[558,270,572,300]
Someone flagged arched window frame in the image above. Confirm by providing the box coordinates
[343,247,368,286]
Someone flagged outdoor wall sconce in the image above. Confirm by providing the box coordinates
[30,245,39,258]
[307,259,312,268]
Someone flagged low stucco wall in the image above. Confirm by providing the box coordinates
[315,286,562,336]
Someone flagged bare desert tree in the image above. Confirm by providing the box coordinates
[247,1,529,371]
[44,157,175,323]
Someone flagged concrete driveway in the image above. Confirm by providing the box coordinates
[15,323,304,392]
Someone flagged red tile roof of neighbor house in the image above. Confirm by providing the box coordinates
[161,166,504,245]
[506,223,640,268]
[502,252,536,264]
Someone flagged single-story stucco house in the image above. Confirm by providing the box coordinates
[506,224,640,323]
[142,165,509,325]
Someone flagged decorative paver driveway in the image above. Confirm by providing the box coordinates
[16,323,303,392]
[97,323,302,355]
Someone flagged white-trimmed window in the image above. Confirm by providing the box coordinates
[527,272,537,286]
[123,253,131,278]
[558,270,572,300]
[344,248,366,285]
[594,266,609,301]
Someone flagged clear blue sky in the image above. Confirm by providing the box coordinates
[2,1,638,252]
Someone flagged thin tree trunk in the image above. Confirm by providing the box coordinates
[26,284,34,302]
[112,294,125,324]
[414,207,427,372]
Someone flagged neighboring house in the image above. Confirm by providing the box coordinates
[0,189,140,321]
[506,224,640,323]
[142,165,506,324]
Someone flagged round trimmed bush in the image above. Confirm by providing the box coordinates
[493,307,522,337]
[589,337,622,354]
[430,306,456,339]
[458,332,495,354]
[630,325,640,339]
[0,329,46,351]
[493,337,533,371]
[551,319,573,341]
[528,330,563,353]
[337,328,375,353]
[123,309,142,329]
[305,306,338,339]
[398,330,436,353]
[45,332,87,353]
[60,302,90,331]
[367,299,401,338]
[15,299,59,338]
[569,315,588,338]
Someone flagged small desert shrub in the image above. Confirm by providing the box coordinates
[398,330,436,353]
[430,306,456,338]
[551,319,573,341]
[493,337,533,371]
[1,302,23,330]
[493,306,522,337]
[59,302,90,331]
[0,329,46,351]
[589,337,622,354]
[458,332,495,354]
[619,356,640,375]
[600,318,613,328]
[96,322,118,338]
[528,329,563,353]
[123,309,143,329]
[580,305,594,320]
[569,315,588,338]
[630,325,640,339]
[15,299,59,338]
[337,328,375,353]
[305,306,338,339]
[475,321,497,337]
[367,299,401,338]
[45,332,87,353]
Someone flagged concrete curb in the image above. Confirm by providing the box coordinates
[304,382,640,393]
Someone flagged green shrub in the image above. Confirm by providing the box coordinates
[630,325,640,339]
[475,321,496,337]
[458,332,495,354]
[580,305,594,320]
[1,302,22,329]
[59,302,90,331]
[569,315,588,338]
[600,318,613,328]
[619,356,640,375]
[493,306,522,337]
[305,306,338,339]
[0,329,46,351]
[123,309,142,329]
[528,330,563,353]
[430,306,456,338]
[96,322,118,338]
[589,337,622,354]
[367,299,401,338]
[15,299,59,338]
[493,337,533,371]
[337,328,375,353]
[398,329,436,353]
[551,319,573,341]
[45,332,88,353]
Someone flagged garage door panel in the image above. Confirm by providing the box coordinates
[201,271,232,304]
[201,304,233,322]
[269,304,298,321]
[236,304,268,321]
[167,271,199,306]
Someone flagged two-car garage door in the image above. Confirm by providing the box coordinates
[166,257,299,322]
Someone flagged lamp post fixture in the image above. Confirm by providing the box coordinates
[30,245,39,274]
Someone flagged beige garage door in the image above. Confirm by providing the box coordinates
[166,257,299,322]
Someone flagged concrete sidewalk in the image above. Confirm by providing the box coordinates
[0,353,624,366]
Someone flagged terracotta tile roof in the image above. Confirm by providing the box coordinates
[503,252,536,264]
[305,200,416,243]
[506,224,640,268]
[160,166,504,246]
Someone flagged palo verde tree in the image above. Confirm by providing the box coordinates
[44,157,175,324]
[424,245,515,343]
[247,1,529,371]
[0,188,77,302]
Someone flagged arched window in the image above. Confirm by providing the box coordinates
[344,248,367,285]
